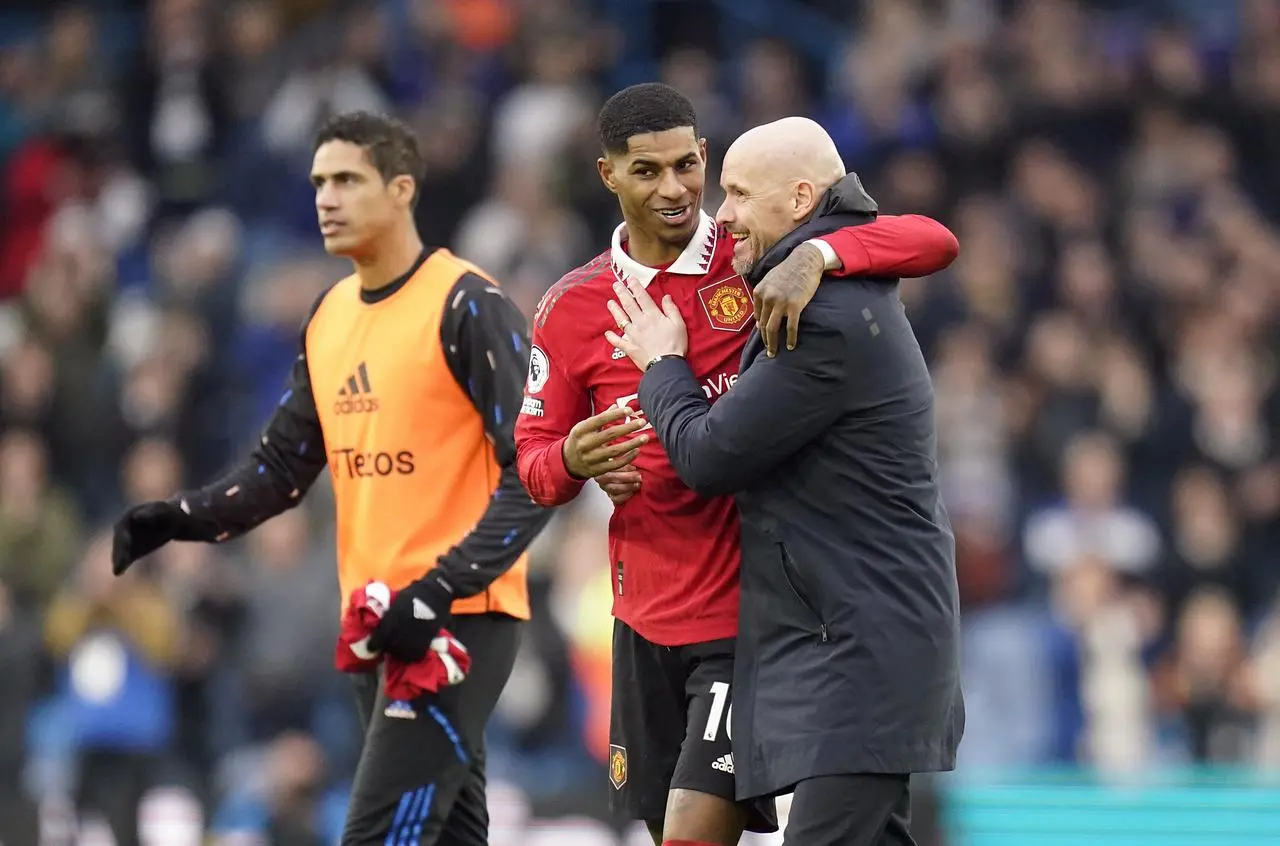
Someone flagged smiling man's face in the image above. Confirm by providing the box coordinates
[598,126,708,253]
[715,149,797,277]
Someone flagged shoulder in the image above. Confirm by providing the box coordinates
[800,279,865,331]
[421,250,525,326]
[442,269,512,316]
[783,277,907,358]
[533,250,615,329]
[811,274,902,323]
[430,248,499,287]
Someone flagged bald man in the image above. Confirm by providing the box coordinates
[607,118,965,846]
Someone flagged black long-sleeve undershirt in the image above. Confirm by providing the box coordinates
[434,270,554,595]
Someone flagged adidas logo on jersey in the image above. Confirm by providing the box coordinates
[711,754,734,774]
[335,362,379,414]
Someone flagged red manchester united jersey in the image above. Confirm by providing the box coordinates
[515,212,958,646]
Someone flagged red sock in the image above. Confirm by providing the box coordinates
[662,841,718,846]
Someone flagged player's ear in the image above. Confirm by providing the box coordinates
[390,174,416,208]
[698,137,708,164]
[597,156,619,195]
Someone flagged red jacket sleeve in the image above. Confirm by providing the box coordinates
[817,214,959,279]
[514,308,592,507]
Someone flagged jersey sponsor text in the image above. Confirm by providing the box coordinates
[331,448,416,478]
[701,371,738,400]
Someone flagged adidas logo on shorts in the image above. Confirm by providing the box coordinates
[711,754,734,774]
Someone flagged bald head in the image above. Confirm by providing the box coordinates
[716,117,847,276]
[723,117,846,196]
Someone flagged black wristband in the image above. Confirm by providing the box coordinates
[643,353,686,371]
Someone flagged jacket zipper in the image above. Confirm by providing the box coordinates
[778,543,829,642]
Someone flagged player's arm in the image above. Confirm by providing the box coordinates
[636,306,848,497]
[514,299,646,504]
[815,214,959,279]
[434,272,555,597]
[111,294,332,575]
[514,304,592,505]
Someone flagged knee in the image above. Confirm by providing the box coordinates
[660,788,745,846]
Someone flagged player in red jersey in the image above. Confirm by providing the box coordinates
[514,84,958,846]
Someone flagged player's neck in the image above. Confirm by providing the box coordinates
[354,228,425,292]
[623,225,685,268]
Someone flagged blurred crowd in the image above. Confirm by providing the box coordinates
[1,0,1279,842]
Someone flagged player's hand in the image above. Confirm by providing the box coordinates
[754,241,827,356]
[605,276,688,370]
[368,569,454,663]
[111,500,216,576]
[597,464,641,505]
[563,406,650,479]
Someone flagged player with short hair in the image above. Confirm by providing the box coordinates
[110,111,550,846]
[515,83,958,846]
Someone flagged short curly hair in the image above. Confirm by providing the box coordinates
[598,83,699,155]
[313,111,424,207]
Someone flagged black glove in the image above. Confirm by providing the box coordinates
[111,500,218,575]
[367,568,456,663]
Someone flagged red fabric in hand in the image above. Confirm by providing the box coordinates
[335,581,471,700]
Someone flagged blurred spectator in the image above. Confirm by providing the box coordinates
[1024,430,1163,578]
[1153,467,1254,622]
[232,506,340,743]
[932,323,1016,606]
[489,32,594,169]
[210,731,338,846]
[0,335,56,428]
[121,0,232,217]
[219,0,289,126]
[260,6,392,162]
[45,532,181,845]
[738,39,812,131]
[453,163,591,313]
[0,428,80,614]
[409,88,490,249]
[1152,587,1257,763]
[1048,555,1155,771]
[260,732,330,846]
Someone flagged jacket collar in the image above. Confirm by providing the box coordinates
[610,210,718,287]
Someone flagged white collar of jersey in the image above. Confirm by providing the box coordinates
[610,210,718,287]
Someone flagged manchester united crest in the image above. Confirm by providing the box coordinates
[698,277,754,332]
[608,744,628,790]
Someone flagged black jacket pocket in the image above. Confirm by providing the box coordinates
[778,542,829,643]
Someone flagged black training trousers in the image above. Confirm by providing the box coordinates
[341,612,521,846]
[782,773,916,846]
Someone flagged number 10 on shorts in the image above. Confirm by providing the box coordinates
[703,681,732,742]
